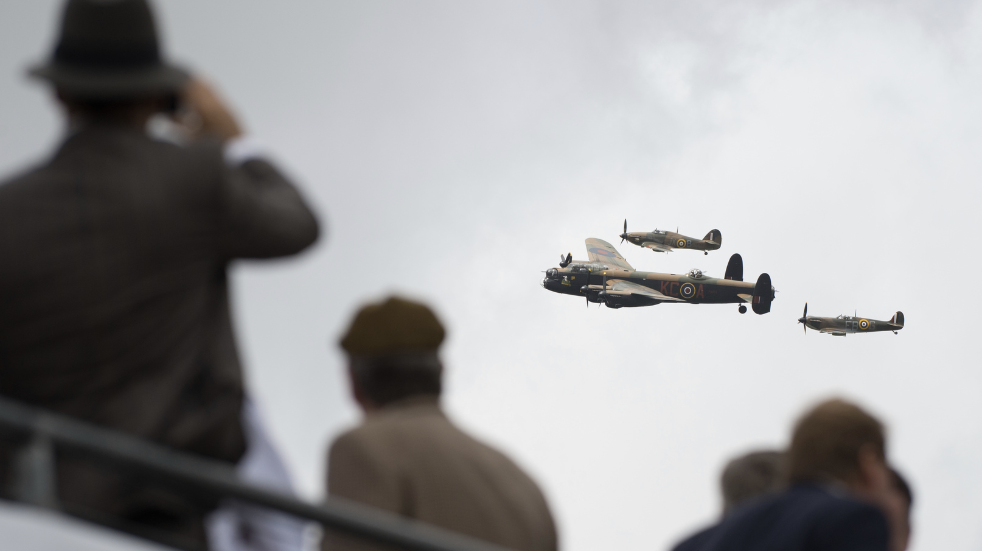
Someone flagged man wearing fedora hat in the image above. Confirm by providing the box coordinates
[323,296,558,551]
[0,0,319,548]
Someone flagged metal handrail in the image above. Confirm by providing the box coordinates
[0,397,517,551]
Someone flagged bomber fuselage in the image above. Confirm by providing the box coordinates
[542,263,770,308]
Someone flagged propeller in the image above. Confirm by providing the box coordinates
[798,302,808,333]
[620,219,628,244]
[559,252,572,268]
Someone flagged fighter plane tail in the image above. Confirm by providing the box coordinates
[703,229,721,247]
[890,311,905,328]
[751,273,773,315]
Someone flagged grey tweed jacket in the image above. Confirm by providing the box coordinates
[0,122,319,533]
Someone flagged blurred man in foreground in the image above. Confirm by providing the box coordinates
[0,0,319,547]
[323,296,558,551]
[885,468,913,551]
[672,399,893,551]
[719,449,785,515]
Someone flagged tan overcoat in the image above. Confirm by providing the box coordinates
[323,396,558,551]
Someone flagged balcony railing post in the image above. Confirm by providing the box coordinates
[11,430,58,509]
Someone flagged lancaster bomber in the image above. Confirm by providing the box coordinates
[543,238,774,314]
[618,219,721,255]
[797,303,905,335]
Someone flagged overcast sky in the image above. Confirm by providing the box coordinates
[2,1,982,550]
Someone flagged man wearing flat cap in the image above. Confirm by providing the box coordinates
[324,296,558,551]
[0,0,319,548]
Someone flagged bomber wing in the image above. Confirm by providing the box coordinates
[585,238,634,271]
[608,279,684,302]
[642,242,673,253]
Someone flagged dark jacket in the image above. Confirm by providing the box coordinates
[672,484,890,551]
[0,123,319,545]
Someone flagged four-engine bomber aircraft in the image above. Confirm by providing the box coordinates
[797,303,905,336]
[618,219,721,255]
[543,238,775,314]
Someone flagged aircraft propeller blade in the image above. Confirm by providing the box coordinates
[798,302,808,333]
[621,219,627,244]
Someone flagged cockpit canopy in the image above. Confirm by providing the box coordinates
[569,262,608,273]
[651,229,666,235]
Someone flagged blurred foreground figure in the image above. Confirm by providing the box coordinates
[672,399,892,551]
[719,450,785,514]
[884,468,913,551]
[0,0,318,548]
[324,297,558,551]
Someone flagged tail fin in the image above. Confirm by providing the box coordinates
[752,273,773,315]
[890,311,905,327]
[703,229,722,247]
[724,253,743,281]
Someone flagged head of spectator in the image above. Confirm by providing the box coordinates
[788,398,892,504]
[30,0,240,141]
[720,450,786,514]
[884,468,913,551]
[339,296,445,412]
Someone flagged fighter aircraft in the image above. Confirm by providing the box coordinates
[542,238,774,314]
[797,303,905,336]
[618,219,721,255]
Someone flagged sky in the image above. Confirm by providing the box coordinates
[2,1,982,550]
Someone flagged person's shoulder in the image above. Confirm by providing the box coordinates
[145,135,224,171]
[329,407,440,455]
[0,161,49,195]
[786,484,881,516]
[775,485,889,550]
[808,489,889,545]
[671,525,717,551]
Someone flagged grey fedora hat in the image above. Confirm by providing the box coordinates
[29,0,188,98]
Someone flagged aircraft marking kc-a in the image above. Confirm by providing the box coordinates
[618,219,721,255]
[797,303,905,336]
[543,238,774,314]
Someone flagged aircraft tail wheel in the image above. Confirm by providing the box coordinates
[704,251,708,255]
[738,305,747,314]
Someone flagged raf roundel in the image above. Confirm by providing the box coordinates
[676,238,687,248]
[859,319,870,330]
[680,282,696,299]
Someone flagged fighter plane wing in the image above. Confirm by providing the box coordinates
[642,242,673,253]
[609,279,684,302]
[585,238,634,271]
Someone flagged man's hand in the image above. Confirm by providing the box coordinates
[174,77,243,142]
